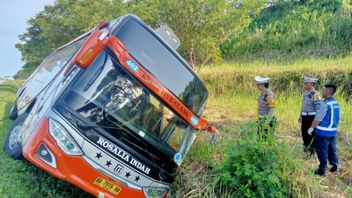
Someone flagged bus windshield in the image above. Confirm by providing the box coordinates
[63,51,195,160]
[113,17,208,115]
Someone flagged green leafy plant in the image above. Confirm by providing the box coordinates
[215,122,295,198]
[222,0,352,60]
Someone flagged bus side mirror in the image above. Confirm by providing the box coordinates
[74,22,110,69]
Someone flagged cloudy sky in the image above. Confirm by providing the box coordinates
[0,1,54,77]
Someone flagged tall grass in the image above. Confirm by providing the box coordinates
[199,58,352,135]
[199,57,352,97]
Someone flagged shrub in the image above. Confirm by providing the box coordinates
[215,122,295,198]
[221,0,352,59]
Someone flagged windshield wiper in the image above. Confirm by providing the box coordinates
[75,120,127,133]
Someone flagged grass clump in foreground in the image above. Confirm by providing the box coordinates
[213,122,318,198]
[216,125,293,197]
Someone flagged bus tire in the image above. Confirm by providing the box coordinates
[4,112,28,160]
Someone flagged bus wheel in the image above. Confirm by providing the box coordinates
[4,113,28,160]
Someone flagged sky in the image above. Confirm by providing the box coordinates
[0,0,54,77]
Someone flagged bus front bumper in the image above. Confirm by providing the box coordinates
[22,117,145,198]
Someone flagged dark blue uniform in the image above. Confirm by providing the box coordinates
[315,97,340,174]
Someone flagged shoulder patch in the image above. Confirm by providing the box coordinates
[313,91,322,105]
[313,91,322,100]
[267,95,276,108]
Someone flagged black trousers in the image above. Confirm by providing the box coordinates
[257,116,276,138]
[301,115,316,154]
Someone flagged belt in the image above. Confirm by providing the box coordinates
[301,112,316,116]
[259,115,275,118]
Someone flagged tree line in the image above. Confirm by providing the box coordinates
[15,0,264,79]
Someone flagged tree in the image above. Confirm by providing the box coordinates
[15,0,263,78]
[15,0,125,78]
[130,0,265,66]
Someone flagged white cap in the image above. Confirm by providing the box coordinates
[303,77,318,83]
[255,76,270,84]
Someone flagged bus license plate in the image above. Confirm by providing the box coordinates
[93,177,122,195]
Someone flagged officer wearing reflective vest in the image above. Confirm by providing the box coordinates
[308,84,340,176]
[255,76,276,136]
[298,77,322,156]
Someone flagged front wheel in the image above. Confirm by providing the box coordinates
[4,112,28,160]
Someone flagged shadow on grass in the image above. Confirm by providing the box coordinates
[0,97,92,197]
[0,101,15,132]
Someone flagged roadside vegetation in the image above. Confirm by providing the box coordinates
[1,57,352,197]
[170,58,352,197]
[222,0,352,60]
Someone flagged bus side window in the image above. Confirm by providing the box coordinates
[22,39,85,101]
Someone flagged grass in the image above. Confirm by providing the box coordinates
[1,56,352,198]
[199,55,352,74]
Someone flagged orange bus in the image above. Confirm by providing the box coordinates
[4,14,215,198]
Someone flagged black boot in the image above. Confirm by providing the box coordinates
[329,166,338,174]
[314,169,325,176]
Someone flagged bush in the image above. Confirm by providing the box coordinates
[221,0,352,59]
[215,122,295,198]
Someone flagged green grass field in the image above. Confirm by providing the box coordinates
[0,57,351,197]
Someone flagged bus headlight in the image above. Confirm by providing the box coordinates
[143,187,168,198]
[48,118,82,155]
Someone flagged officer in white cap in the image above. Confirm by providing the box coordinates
[255,76,276,137]
[298,76,322,156]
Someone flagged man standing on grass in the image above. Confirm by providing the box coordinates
[308,84,340,176]
[255,76,276,137]
[298,77,322,156]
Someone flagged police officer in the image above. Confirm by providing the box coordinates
[308,84,340,176]
[255,76,276,136]
[298,77,322,155]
